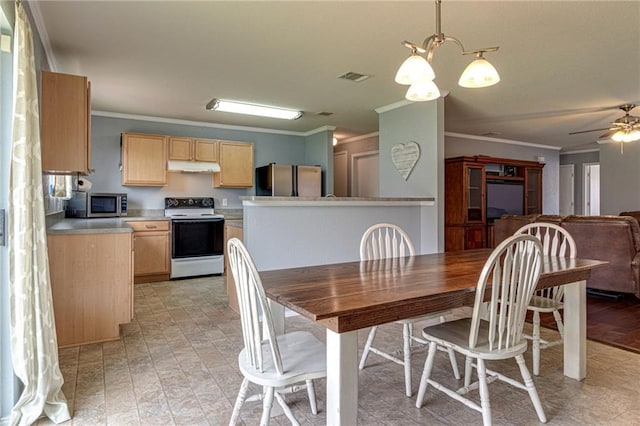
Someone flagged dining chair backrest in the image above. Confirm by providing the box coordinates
[360,223,416,261]
[469,234,543,351]
[515,223,577,303]
[227,238,283,375]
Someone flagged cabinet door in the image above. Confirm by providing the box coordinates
[525,168,542,214]
[466,165,485,223]
[169,137,193,160]
[133,231,170,276]
[41,71,90,174]
[213,141,254,188]
[194,139,219,162]
[121,133,168,186]
[465,226,486,249]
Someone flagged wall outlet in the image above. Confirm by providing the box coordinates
[222,198,228,207]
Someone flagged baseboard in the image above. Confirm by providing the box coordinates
[586,288,625,300]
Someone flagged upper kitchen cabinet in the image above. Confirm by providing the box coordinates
[40,71,91,174]
[121,132,168,186]
[213,141,254,188]
[169,137,219,162]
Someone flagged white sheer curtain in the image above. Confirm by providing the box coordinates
[8,2,70,424]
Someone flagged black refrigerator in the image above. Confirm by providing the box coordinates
[256,163,322,197]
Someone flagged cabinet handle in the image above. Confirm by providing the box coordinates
[145,224,157,229]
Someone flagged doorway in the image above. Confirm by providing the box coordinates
[333,151,347,197]
[351,151,379,197]
[583,163,600,216]
[559,164,575,215]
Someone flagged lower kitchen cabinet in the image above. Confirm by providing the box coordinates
[129,220,170,283]
[224,222,243,313]
[48,232,133,347]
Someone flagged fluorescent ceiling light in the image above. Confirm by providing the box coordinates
[206,98,303,120]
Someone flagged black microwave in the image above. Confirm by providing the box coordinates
[66,192,128,218]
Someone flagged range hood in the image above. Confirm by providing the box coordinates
[167,160,220,173]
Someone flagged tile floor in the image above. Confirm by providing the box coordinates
[39,276,640,425]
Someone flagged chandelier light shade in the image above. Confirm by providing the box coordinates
[458,53,501,88]
[395,52,435,85]
[205,98,303,120]
[406,80,441,102]
[395,0,500,101]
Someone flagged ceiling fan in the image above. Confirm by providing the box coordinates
[569,104,640,143]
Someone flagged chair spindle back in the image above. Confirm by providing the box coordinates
[227,238,283,375]
[515,223,577,302]
[360,223,416,261]
[470,234,543,351]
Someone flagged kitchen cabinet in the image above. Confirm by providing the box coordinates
[224,222,243,313]
[40,71,92,174]
[129,220,170,283]
[213,141,254,188]
[169,137,218,162]
[48,232,133,347]
[121,132,168,186]
[445,156,544,251]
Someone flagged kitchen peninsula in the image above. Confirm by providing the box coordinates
[240,196,437,271]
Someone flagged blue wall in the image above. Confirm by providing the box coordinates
[90,114,331,210]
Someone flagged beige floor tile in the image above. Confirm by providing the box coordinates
[53,276,640,426]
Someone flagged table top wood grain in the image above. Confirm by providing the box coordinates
[259,249,606,333]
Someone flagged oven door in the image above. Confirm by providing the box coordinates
[171,218,224,259]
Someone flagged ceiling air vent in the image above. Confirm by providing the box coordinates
[315,111,334,116]
[337,72,371,82]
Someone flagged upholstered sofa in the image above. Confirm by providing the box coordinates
[494,214,640,298]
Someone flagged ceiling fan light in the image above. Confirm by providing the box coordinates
[395,53,435,85]
[458,56,500,88]
[405,80,440,102]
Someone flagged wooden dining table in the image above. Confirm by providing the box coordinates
[259,249,606,426]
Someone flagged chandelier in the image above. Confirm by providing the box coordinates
[395,0,500,101]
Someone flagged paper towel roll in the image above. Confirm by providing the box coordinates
[77,177,92,192]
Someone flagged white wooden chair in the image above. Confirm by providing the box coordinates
[227,238,326,426]
[358,223,460,397]
[515,222,577,375]
[415,234,546,426]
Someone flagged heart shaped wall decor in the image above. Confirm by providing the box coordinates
[391,142,420,181]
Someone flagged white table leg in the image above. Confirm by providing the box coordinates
[562,280,587,380]
[326,329,358,425]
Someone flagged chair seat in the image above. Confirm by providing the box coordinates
[238,331,326,387]
[528,295,563,312]
[423,318,528,361]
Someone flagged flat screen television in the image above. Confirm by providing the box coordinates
[486,179,524,220]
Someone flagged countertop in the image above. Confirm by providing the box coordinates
[240,196,436,206]
[48,215,245,235]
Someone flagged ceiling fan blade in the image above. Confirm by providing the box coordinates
[569,127,611,135]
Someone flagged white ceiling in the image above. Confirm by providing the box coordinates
[29,1,640,151]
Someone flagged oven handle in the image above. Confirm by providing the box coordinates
[171,218,224,224]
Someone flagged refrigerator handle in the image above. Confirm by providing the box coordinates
[292,165,298,196]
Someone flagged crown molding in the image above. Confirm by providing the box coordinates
[560,148,600,155]
[341,132,380,144]
[25,1,57,71]
[445,132,562,151]
[303,125,337,137]
[92,110,317,137]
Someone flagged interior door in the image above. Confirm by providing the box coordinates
[333,151,348,196]
[351,151,379,197]
[559,164,575,215]
[584,163,600,215]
